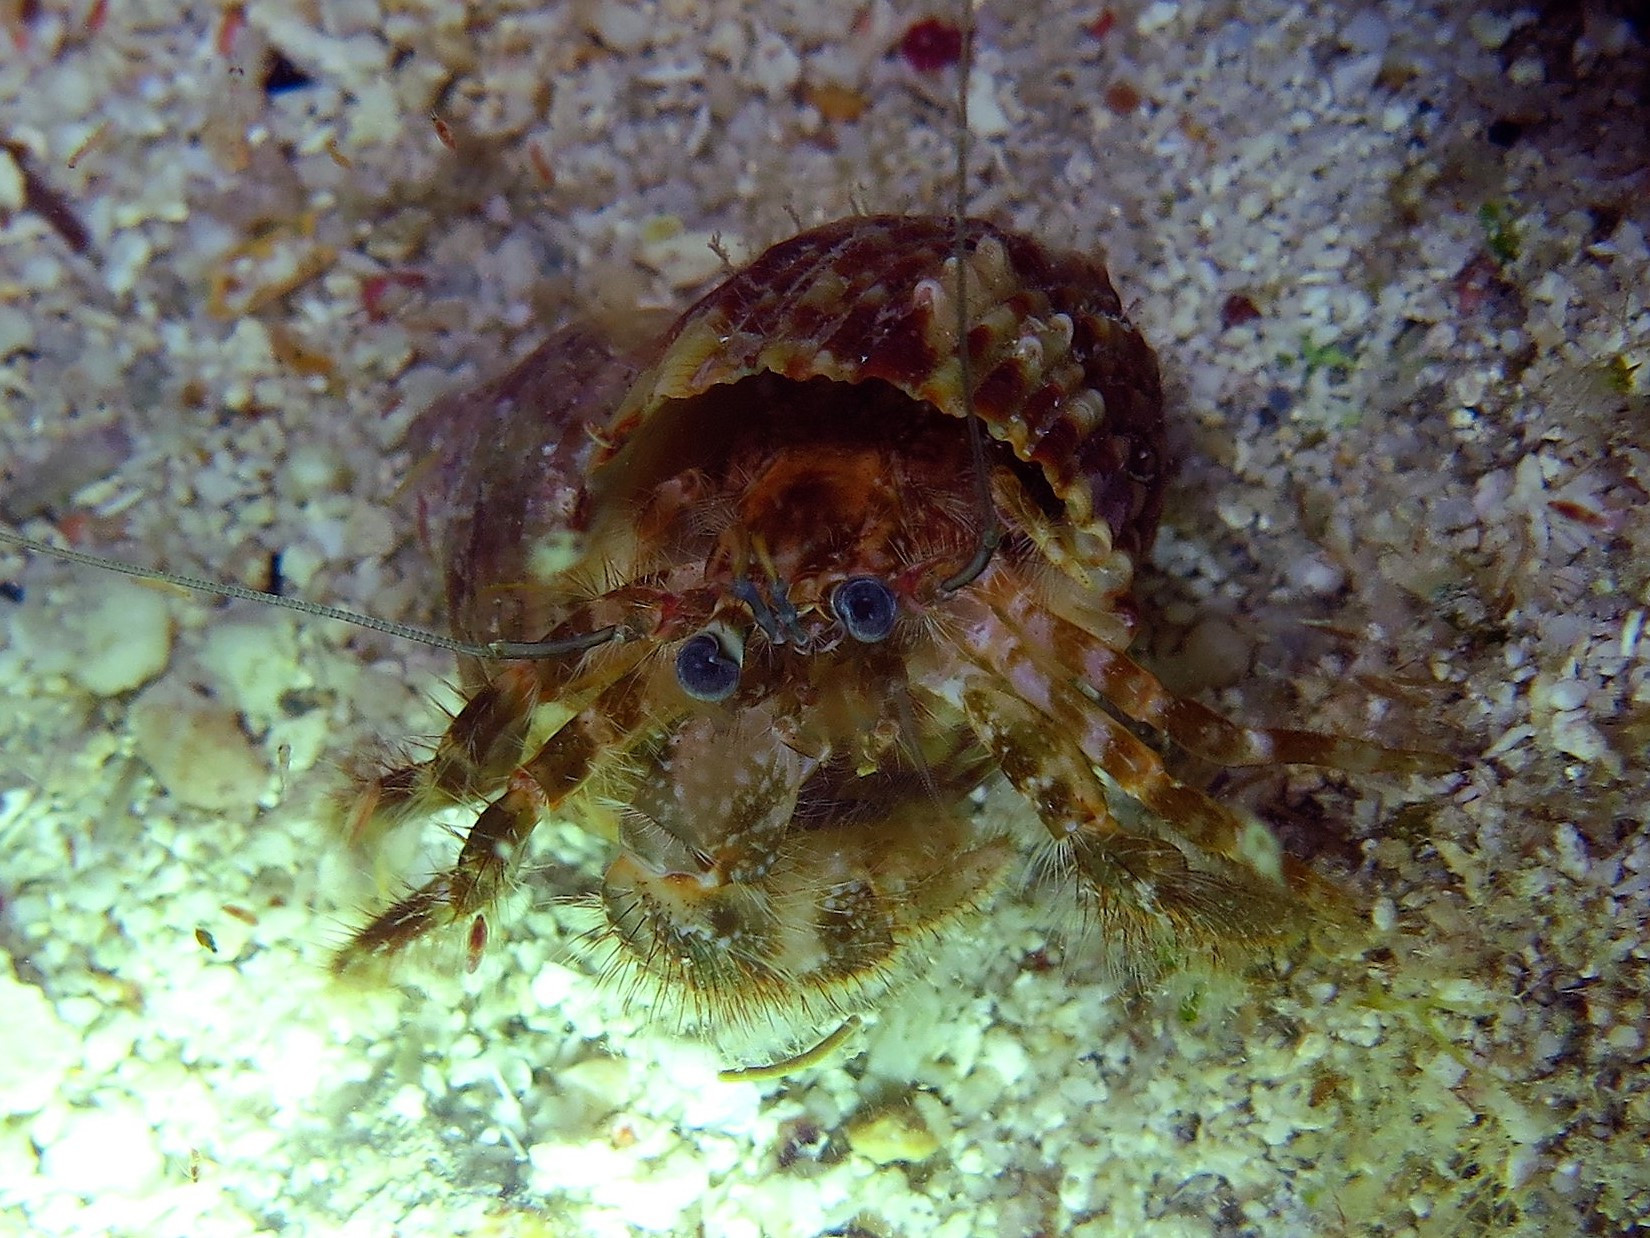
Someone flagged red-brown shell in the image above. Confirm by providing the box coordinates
[405,325,645,655]
[408,215,1167,658]
[597,215,1167,562]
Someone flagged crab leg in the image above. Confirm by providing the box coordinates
[938,590,1323,877]
[334,661,683,970]
[347,636,653,845]
[959,680,1299,948]
[983,572,1453,774]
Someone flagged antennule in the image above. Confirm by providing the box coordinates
[0,525,619,661]
[938,3,1002,596]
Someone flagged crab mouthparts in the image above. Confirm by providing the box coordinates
[732,577,813,647]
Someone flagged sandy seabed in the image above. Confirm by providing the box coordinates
[1,2,1647,1235]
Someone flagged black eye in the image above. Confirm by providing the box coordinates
[675,631,742,702]
[1126,440,1158,483]
[831,576,898,643]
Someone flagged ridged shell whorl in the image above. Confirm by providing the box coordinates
[596,215,1167,559]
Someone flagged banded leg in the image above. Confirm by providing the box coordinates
[339,769,544,973]
[345,662,541,846]
[1048,669,1299,877]
[346,637,651,846]
[941,596,1337,892]
[960,683,1299,952]
[985,576,1454,774]
[334,663,680,972]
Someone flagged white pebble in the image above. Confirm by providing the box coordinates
[588,0,652,53]
[387,1084,427,1123]
[1137,2,1180,35]
[1331,54,1382,101]
[530,960,580,1010]
[529,1137,632,1195]
[1286,553,1347,597]
[65,578,174,697]
[1606,1023,1643,1052]
[0,148,23,209]
[0,301,34,357]
[978,1026,1030,1086]
[1553,823,1590,881]
[615,1151,710,1232]
[127,669,271,811]
[38,1102,165,1196]
[1370,896,1397,933]
[0,974,78,1115]
[846,1098,942,1164]
[1340,11,1390,55]
[748,30,801,95]
[1423,1051,1467,1090]
[1468,12,1515,49]
[197,615,298,720]
[637,221,735,290]
[104,229,153,298]
[1551,713,1615,770]
[967,69,1011,139]
[282,441,348,498]
[1546,679,1589,712]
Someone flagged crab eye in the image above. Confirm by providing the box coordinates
[831,576,898,643]
[1126,439,1158,483]
[675,630,742,702]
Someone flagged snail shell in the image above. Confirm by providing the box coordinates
[408,215,1166,659]
[599,215,1166,565]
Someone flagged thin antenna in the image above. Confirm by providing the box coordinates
[938,0,1002,595]
[0,525,619,661]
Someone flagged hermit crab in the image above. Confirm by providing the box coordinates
[328,214,1451,1033]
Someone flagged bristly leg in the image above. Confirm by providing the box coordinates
[344,662,542,849]
[927,569,1447,964]
[333,661,681,973]
[960,681,1301,957]
[983,574,1457,776]
[342,612,663,851]
[335,771,543,969]
[972,584,1399,874]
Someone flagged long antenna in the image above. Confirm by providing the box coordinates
[0,525,618,661]
[938,1,1001,595]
